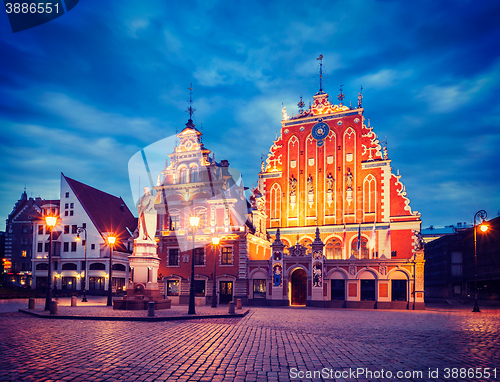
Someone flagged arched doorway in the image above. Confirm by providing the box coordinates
[291,269,307,305]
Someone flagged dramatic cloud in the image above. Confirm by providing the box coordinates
[1,0,499,228]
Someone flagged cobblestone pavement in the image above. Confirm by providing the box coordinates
[1,303,499,381]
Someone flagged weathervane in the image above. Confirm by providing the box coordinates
[297,94,305,114]
[317,54,324,93]
[186,83,196,122]
[337,84,345,105]
[357,85,363,108]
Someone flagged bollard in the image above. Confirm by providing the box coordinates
[148,301,155,317]
[28,298,35,310]
[236,298,242,309]
[228,301,235,314]
[50,300,58,315]
[71,296,77,307]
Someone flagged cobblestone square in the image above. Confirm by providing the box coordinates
[1,301,499,381]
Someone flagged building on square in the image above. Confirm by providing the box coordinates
[31,174,136,294]
[155,118,270,306]
[252,80,425,309]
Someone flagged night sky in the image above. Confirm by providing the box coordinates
[1,0,499,229]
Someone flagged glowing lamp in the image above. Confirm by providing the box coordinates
[76,234,81,241]
[480,224,488,233]
[189,216,200,228]
[212,237,220,245]
[107,236,116,245]
[45,216,57,227]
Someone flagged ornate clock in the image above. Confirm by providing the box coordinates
[311,122,329,146]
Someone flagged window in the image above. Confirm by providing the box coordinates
[62,263,77,270]
[392,280,407,301]
[221,247,233,265]
[194,280,205,296]
[89,263,105,270]
[194,248,205,265]
[253,279,266,299]
[36,263,48,270]
[21,250,27,258]
[91,244,95,250]
[70,210,74,216]
[65,211,69,216]
[451,251,463,277]
[63,242,69,252]
[168,248,179,266]
[21,238,27,245]
[391,251,397,258]
[351,237,369,259]
[169,215,180,231]
[326,239,342,259]
[70,203,74,208]
[64,225,69,234]
[82,223,86,229]
[38,225,44,234]
[65,192,69,198]
[71,242,77,252]
[190,168,198,183]
[112,264,126,271]
[37,243,43,252]
[44,243,49,252]
[179,168,187,184]
[65,203,68,209]
[22,226,28,234]
[72,225,77,234]
[196,209,206,229]
[62,277,76,290]
[167,280,180,296]
[89,277,105,290]
[360,280,375,301]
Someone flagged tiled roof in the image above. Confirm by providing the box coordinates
[63,174,137,252]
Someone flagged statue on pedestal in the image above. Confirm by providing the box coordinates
[137,187,157,242]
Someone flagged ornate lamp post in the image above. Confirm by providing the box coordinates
[107,235,116,307]
[44,215,58,311]
[75,227,87,302]
[211,236,220,308]
[188,215,200,314]
[472,210,488,313]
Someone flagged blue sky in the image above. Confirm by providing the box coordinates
[1,0,499,229]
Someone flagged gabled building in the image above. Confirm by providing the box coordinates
[253,79,424,309]
[4,191,59,286]
[32,174,137,294]
[155,118,270,305]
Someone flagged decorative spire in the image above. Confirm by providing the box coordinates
[317,54,324,94]
[186,83,196,124]
[337,84,345,105]
[313,227,322,244]
[357,85,363,108]
[297,94,305,114]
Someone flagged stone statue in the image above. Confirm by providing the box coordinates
[327,173,334,192]
[289,175,297,196]
[307,174,314,193]
[137,187,157,242]
[346,169,353,189]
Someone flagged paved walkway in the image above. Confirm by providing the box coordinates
[1,301,500,381]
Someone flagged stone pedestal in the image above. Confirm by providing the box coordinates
[113,239,171,310]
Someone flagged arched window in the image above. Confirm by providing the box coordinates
[89,262,106,270]
[363,174,377,215]
[36,263,48,270]
[62,263,77,270]
[270,183,281,220]
[326,238,342,260]
[351,237,369,259]
[112,264,126,271]
[179,168,187,184]
[190,167,198,183]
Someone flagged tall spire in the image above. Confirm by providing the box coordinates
[317,54,324,94]
[186,83,196,123]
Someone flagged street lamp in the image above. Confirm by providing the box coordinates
[211,236,220,308]
[188,215,200,314]
[473,210,488,313]
[75,227,87,302]
[107,235,116,307]
[44,215,58,311]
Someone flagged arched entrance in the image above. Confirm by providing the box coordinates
[291,269,307,305]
